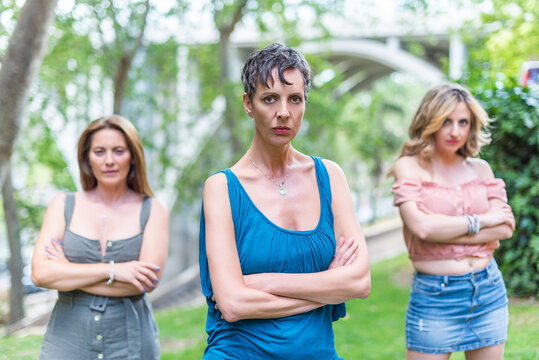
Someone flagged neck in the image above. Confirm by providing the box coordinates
[247,142,295,176]
[432,150,463,167]
[90,184,131,206]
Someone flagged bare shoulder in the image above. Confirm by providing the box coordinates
[320,159,350,196]
[46,192,67,214]
[393,156,423,180]
[149,198,169,219]
[204,172,228,192]
[50,191,67,205]
[40,192,67,233]
[321,158,345,178]
[203,172,230,206]
[466,158,494,179]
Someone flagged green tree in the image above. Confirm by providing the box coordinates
[460,0,539,297]
[467,0,539,82]
[473,81,539,297]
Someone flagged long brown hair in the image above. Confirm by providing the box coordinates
[77,115,154,197]
[398,83,492,166]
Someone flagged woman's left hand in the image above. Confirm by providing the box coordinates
[328,236,358,269]
[44,238,69,262]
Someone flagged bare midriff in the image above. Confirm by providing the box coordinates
[413,255,492,275]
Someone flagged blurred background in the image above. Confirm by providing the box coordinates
[0,0,537,338]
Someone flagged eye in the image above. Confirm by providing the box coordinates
[114,148,125,154]
[290,95,303,104]
[443,119,451,125]
[93,149,105,155]
[459,119,469,126]
[263,96,276,104]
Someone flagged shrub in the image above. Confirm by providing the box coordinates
[473,79,539,297]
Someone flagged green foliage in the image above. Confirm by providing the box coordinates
[188,44,222,112]
[470,79,539,297]
[12,113,76,236]
[472,0,539,80]
[458,0,539,298]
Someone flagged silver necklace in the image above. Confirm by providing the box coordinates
[249,157,290,196]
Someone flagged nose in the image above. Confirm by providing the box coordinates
[104,151,114,165]
[276,102,290,120]
[450,122,459,137]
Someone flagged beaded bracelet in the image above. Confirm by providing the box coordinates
[472,214,481,234]
[464,214,481,235]
[106,260,115,286]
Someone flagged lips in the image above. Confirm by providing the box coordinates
[273,126,290,134]
[447,140,459,145]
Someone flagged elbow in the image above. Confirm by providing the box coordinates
[221,310,240,323]
[500,225,514,240]
[216,298,243,323]
[355,274,371,299]
[345,272,371,301]
[31,272,42,288]
[410,225,431,242]
[31,263,45,288]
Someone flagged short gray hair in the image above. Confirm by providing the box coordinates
[241,43,312,101]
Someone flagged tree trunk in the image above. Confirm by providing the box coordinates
[0,0,58,188]
[216,0,248,160]
[113,54,132,115]
[112,0,150,114]
[2,165,25,324]
[218,34,243,158]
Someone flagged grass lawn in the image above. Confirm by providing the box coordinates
[1,254,537,359]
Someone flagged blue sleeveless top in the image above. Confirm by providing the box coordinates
[199,157,345,360]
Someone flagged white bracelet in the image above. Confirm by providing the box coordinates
[106,260,115,286]
[464,215,473,235]
[472,214,480,234]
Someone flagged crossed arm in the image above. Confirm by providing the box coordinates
[31,193,169,296]
[205,161,371,323]
[393,158,515,245]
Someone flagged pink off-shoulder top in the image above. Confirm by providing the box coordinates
[392,178,508,261]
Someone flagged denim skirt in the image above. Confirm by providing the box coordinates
[405,258,508,354]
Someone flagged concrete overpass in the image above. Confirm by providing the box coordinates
[233,31,468,93]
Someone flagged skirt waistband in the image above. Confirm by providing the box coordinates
[415,258,498,283]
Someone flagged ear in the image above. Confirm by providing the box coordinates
[243,93,253,118]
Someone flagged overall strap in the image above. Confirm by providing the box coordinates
[139,197,152,232]
[64,192,75,228]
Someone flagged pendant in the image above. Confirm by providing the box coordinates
[279,185,287,196]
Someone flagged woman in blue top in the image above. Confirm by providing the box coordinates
[199,43,371,359]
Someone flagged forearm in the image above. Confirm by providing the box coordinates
[80,281,145,297]
[216,287,324,322]
[444,224,513,245]
[245,265,370,304]
[406,212,471,242]
[32,260,110,291]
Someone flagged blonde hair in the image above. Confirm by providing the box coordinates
[398,83,492,166]
[77,115,154,197]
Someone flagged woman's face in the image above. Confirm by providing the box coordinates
[433,101,471,155]
[243,68,306,147]
[88,128,132,187]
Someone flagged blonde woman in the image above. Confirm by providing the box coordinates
[391,83,515,360]
[32,115,169,360]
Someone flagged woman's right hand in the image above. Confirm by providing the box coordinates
[479,203,515,230]
[114,261,160,293]
[328,236,358,269]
